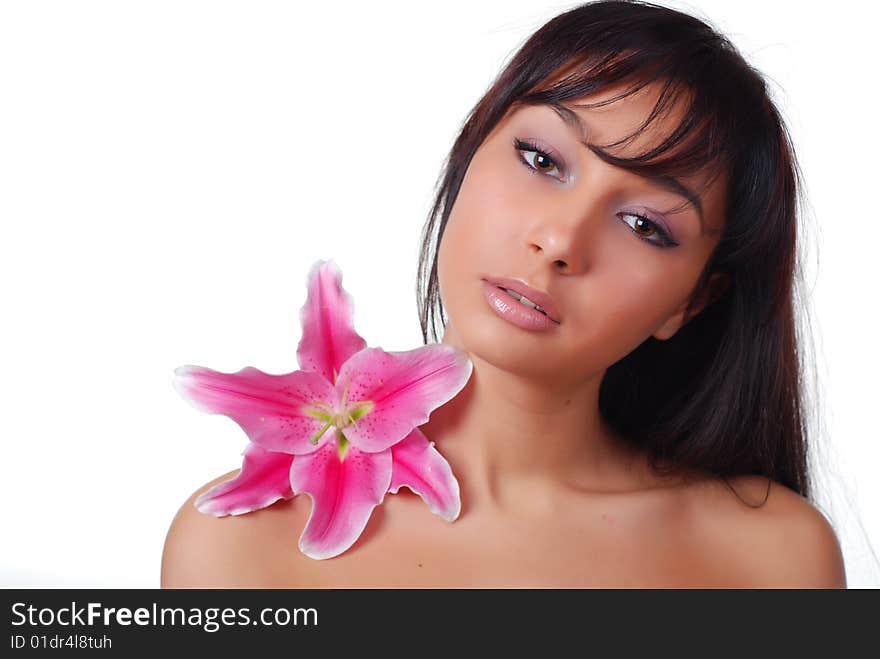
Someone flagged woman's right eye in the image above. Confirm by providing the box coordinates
[513,138,566,181]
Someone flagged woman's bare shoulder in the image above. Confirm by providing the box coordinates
[683,475,847,588]
[160,470,314,588]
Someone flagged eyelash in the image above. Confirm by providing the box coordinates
[512,137,679,249]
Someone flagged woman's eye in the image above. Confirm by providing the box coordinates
[513,138,565,180]
[511,137,678,250]
[618,212,678,249]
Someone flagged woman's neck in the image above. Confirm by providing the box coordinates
[419,323,654,515]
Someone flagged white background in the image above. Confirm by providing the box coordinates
[1,1,877,587]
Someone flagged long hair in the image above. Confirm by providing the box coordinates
[415,0,816,502]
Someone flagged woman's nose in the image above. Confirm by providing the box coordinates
[524,205,599,274]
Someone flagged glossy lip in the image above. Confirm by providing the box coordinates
[481,275,561,323]
[482,281,559,331]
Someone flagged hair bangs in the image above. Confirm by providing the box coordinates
[514,52,732,211]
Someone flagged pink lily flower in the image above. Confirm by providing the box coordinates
[172,259,472,560]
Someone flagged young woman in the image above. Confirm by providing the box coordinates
[161,0,847,588]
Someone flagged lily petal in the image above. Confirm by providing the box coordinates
[173,365,339,454]
[336,345,473,452]
[296,259,368,384]
[290,431,392,560]
[195,443,295,516]
[389,427,461,521]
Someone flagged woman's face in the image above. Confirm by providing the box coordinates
[437,80,728,384]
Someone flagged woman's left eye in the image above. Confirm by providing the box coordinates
[618,212,678,248]
[513,138,566,180]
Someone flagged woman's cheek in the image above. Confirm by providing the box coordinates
[570,279,670,364]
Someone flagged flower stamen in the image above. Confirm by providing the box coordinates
[310,420,332,445]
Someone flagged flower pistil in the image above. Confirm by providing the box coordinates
[303,372,375,458]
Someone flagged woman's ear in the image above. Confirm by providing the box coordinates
[652,272,731,341]
[704,271,732,306]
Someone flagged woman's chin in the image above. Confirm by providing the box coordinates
[446,320,569,382]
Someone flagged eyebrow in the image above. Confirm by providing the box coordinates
[546,101,705,234]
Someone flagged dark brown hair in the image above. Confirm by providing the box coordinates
[416,1,815,502]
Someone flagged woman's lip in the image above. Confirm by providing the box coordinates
[481,280,560,331]
[481,276,561,323]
